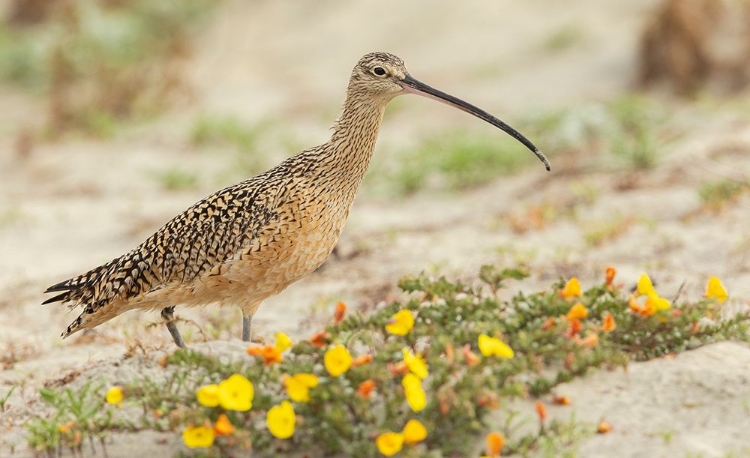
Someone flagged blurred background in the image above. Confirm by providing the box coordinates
[0,0,749,375]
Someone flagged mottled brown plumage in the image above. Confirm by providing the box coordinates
[44,52,549,347]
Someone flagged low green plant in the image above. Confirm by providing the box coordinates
[190,115,263,153]
[542,25,584,53]
[26,267,749,457]
[0,386,14,412]
[369,131,532,196]
[699,179,750,212]
[518,95,673,171]
[27,382,115,453]
[0,0,218,137]
[154,168,199,191]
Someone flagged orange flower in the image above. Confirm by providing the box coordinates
[552,395,571,405]
[213,414,234,436]
[261,346,283,365]
[461,344,480,367]
[577,333,599,348]
[541,317,557,331]
[565,318,582,337]
[439,396,451,415]
[597,421,613,434]
[605,266,616,286]
[566,303,588,321]
[357,380,376,399]
[387,361,409,376]
[485,432,504,457]
[628,294,641,313]
[444,344,455,364]
[559,277,581,299]
[309,331,330,348]
[477,392,500,409]
[333,301,347,323]
[628,294,657,316]
[247,345,283,365]
[535,400,547,423]
[352,354,373,367]
[602,314,616,332]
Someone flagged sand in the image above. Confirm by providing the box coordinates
[1,0,749,456]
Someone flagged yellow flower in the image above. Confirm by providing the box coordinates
[266,401,296,439]
[375,432,404,456]
[284,373,319,403]
[385,310,415,336]
[105,386,123,407]
[645,293,670,311]
[559,277,581,299]
[566,303,588,321]
[478,334,514,359]
[402,419,427,444]
[705,276,728,303]
[402,373,427,412]
[275,332,293,352]
[324,344,352,377]
[183,424,214,449]
[196,384,220,407]
[213,413,234,436]
[637,273,656,296]
[402,348,428,379]
[218,374,254,411]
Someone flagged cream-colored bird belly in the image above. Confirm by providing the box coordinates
[177,198,348,315]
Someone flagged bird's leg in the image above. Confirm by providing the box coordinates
[161,306,186,348]
[242,314,252,342]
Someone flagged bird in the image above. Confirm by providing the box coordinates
[43,52,550,348]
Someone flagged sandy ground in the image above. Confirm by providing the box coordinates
[1,0,750,456]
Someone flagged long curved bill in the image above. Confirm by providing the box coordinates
[399,74,551,171]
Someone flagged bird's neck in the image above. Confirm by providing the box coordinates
[325,95,387,186]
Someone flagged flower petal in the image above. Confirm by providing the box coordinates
[324,345,352,377]
[183,424,214,449]
[218,374,254,411]
[267,401,296,439]
[375,432,404,457]
[705,276,728,303]
[402,419,427,444]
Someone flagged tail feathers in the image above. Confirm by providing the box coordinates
[42,261,117,307]
[41,291,70,305]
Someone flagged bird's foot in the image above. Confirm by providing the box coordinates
[161,306,186,349]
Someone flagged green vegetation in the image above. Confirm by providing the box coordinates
[520,95,673,170]
[542,24,584,53]
[366,95,675,198]
[0,0,218,137]
[699,179,750,212]
[153,168,199,192]
[27,382,115,453]
[190,115,264,153]
[368,131,533,196]
[0,386,14,412]
[26,266,749,457]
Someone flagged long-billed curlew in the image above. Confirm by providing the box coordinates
[43,52,550,348]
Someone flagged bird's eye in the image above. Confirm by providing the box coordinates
[372,66,386,76]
